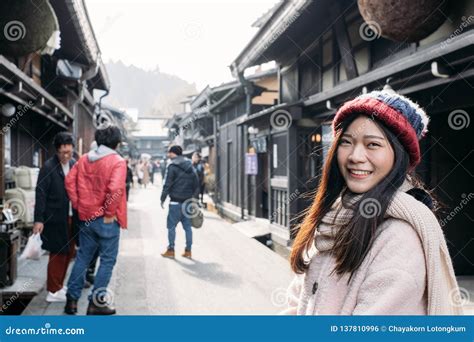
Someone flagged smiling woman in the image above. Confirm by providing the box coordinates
[284,90,462,316]
[337,116,395,194]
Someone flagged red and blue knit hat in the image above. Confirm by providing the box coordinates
[333,90,429,168]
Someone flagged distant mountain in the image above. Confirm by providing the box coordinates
[103,60,197,118]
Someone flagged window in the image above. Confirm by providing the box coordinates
[272,133,287,177]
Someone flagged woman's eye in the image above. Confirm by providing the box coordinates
[340,139,351,145]
[367,142,381,148]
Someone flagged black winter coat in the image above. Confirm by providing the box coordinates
[34,155,78,254]
[160,156,199,203]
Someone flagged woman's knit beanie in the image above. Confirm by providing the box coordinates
[333,90,430,169]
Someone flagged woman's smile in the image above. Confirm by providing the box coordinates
[337,116,395,193]
[347,169,373,179]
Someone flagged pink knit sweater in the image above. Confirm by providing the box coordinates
[283,181,462,315]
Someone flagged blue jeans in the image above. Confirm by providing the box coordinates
[67,217,120,302]
[167,202,192,251]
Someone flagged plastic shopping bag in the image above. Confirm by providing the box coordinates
[19,233,44,260]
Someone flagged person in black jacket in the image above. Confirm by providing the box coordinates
[125,158,133,201]
[192,152,205,204]
[160,145,199,259]
[33,132,78,303]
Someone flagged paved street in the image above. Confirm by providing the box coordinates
[23,179,293,315]
[113,182,293,314]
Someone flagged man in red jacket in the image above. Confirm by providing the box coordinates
[64,126,127,315]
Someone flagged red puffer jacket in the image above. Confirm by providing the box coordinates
[65,151,127,229]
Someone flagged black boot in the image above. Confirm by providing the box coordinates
[85,272,95,286]
[64,297,78,315]
[86,298,116,315]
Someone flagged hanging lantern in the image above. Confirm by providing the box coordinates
[0,0,59,56]
[358,0,449,42]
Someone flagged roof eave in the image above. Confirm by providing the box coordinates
[230,0,310,77]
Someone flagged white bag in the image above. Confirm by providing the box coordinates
[20,233,44,260]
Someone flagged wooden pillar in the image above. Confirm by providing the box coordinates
[287,121,298,239]
[287,106,302,242]
[0,114,4,201]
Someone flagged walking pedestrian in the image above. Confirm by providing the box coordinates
[159,157,167,183]
[33,132,77,303]
[136,161,144,186]
[126,159,133,200]
[160,145,199,259]
[149,160,156,185]
[284,90,461,315]
[142,160,150,188]
[64,126,127,315]
[191,152,205,204]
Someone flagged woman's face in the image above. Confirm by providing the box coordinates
[337,115,395,194]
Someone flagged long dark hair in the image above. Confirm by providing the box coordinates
[290,114,414,276]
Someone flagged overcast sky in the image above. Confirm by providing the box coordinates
[85,0,279,91]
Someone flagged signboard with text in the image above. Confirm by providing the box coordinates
[245,153,258,175]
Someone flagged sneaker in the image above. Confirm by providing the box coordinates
[161,249,175,258]
[59,287,67,295]
[46,290,67,302]
[182,250,192,259]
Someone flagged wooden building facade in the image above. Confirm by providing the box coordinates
[0,0,110,201]
[230,0,474,275]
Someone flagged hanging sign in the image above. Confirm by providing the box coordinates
[245,153,258,175]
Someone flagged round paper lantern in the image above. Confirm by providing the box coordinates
[0,0,59,56]
[358,0,449,42]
